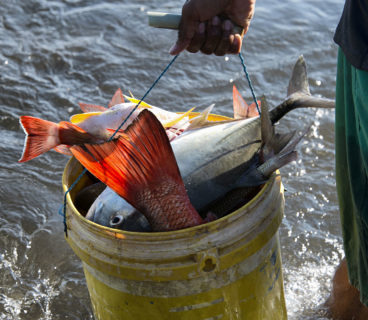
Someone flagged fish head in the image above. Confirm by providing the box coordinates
[109,210,152,232]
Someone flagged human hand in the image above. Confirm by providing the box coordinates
[169,0,256,56]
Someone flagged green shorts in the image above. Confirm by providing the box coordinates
[335,47,368,306]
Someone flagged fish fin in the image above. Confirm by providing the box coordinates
[248,101,261,118]
[188,104,214,130]
[79,103,107,113]
[70,112,103,124]
[70,110,185,210]
[233,85,250,119]
[260,96,275,149]
[272,131,297,155]
[162,107,195,128]
[287,55,311,96]
[123,95,152,109]
[260,96,298,161]
[234,150,298,188]
[19,116,60,162]
[269,56,334,124]
[258,125,310,177]
[105,128,126,138]
[277,125,310,156]
[108,88,124,108]
[239,126,309,187]
[257,151,298,178]
[53,144,72,156]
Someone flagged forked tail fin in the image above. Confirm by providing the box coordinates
[71,109,203,231]
[19,116,99,162]
[270,56,335,124]
[19,116,61,162]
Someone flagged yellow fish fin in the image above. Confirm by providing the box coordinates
[163,107,196,128]
[123,95,153,109]
[70,112,103,124]
[188,104,215,129]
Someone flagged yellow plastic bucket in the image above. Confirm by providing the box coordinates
[62,152,287,319]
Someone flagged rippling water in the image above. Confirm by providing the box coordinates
[0,0,345,319]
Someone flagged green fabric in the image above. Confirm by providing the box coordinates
[335,47,368,306]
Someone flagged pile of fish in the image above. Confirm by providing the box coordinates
[19,56,334,232]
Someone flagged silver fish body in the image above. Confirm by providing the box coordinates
[172,115,263,211]
[85,56,335,230]
[87,186,151,232]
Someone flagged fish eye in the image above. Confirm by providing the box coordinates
[110,214,124,227]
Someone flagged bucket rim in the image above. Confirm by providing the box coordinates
[62,156,281,240]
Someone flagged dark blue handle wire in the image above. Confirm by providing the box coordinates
[238,52,261,115]
[60,51,259,237]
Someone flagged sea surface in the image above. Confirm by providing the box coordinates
[0,0,345,319]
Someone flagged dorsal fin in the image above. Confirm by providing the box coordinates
[287,55,310,96]
[79,103,107,113]
[247,101,261,118]
[108,88,124,108]
[233,85,250,119]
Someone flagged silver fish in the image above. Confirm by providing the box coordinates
[86,186,151,231]
[84,56,334,231]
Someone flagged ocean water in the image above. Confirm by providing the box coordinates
[0,0,345,319]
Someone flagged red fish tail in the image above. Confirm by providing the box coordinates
[19,116,61,162]
[71,110,203,231]
[19,116,100,162]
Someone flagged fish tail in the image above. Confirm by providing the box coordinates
[19,116,101,162]
[71,110,203,231]
[19,116,61,162]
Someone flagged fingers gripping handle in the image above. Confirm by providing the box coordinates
[147,11,244,35]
